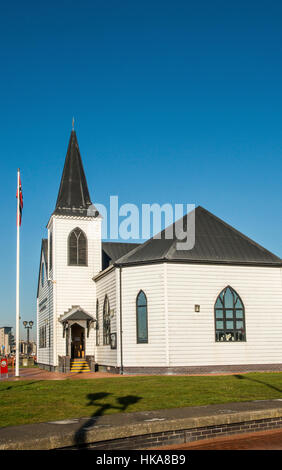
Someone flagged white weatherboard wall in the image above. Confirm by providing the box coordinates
[37,250,54,366]
[95,268,118,367]
[167,263,282,367]
[51,215,101,365]
[121,264,167,367]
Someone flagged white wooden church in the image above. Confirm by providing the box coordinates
[37,130,282,374]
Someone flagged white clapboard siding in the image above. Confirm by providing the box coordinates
[121,264,167,367]
[37,251,54,365]
[95,268,118,367]
[167,263,282,366]
[51,216,101,363]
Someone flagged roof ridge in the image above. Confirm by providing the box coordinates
[115,208,196,264]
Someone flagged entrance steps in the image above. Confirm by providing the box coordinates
[70,359,91,373]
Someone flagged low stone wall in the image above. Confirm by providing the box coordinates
[74,416,282,450]
[85,356,95,372]
[97,364,120,374]
[123,363,282,375]
[58,356,70,373]
[37,363,58,372]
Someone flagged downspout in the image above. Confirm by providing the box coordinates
[119,266,124,375]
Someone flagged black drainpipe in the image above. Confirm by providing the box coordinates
[119,266,124,375]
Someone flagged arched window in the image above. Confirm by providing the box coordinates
[96,299,100,346]
[136,290,148,344]
[215,286,246,342]
[68,228,87,266]
[103,295,111,345]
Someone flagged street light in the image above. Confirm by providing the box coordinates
[23,321,34,359]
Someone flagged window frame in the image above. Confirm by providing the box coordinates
[136,290,148,344]
[103,295,111,346]
[67,227,88,266]
[39,325,47,348]
[214,285,246,343]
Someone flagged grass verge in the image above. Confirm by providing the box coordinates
[0,372,282,428]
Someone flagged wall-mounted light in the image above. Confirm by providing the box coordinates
[194,305,200,312]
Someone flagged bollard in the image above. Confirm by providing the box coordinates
[0,358,9,379]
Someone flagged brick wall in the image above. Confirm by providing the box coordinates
[63,416,282,450]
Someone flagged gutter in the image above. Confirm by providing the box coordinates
[114,258,282,268]
[119,267,123,375]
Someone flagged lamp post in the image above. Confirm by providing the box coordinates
[23,321,33,359]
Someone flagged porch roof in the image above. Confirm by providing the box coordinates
[59,306,95,323]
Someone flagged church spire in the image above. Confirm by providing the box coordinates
[53,129,93,216]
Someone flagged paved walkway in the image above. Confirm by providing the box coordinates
[153,428,282,450]
[1,399,282,450]
[3,368,114,380]
[4,367,282,381]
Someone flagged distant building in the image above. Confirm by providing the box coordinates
[0,327,15,355]
[19,340,37,357]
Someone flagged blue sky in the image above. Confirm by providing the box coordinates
[0,0,281,339]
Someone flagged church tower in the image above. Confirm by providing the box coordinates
[37,128,101,371]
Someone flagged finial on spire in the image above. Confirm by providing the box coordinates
[72,117,75,130]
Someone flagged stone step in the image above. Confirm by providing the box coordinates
[70,359,91,373]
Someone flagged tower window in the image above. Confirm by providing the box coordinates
[68,228,87,266]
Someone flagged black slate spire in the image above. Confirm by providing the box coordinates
[54,130,93,216]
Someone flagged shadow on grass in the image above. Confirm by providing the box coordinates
[0,381,43,391]
[74,392,142,447]
[234,374,282,394]
[0,385,13,392]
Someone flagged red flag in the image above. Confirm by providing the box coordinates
[16,172,23,226]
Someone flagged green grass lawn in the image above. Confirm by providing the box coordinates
[0,372,282,428]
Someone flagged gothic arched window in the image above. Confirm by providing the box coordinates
[215,286,246,342]
[68,228,87,266]
[136,290,148,344]
[103,295,111,345]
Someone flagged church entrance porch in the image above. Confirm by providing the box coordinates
[58,306,96,373]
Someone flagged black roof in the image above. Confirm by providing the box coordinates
[59,308,94,323]
[102,242,140,269]
[42,239,48,270]
[115,206,282,267]
[36,238,48,297]
[53,130,94,217]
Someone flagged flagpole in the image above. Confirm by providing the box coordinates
[16,168,20,377]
